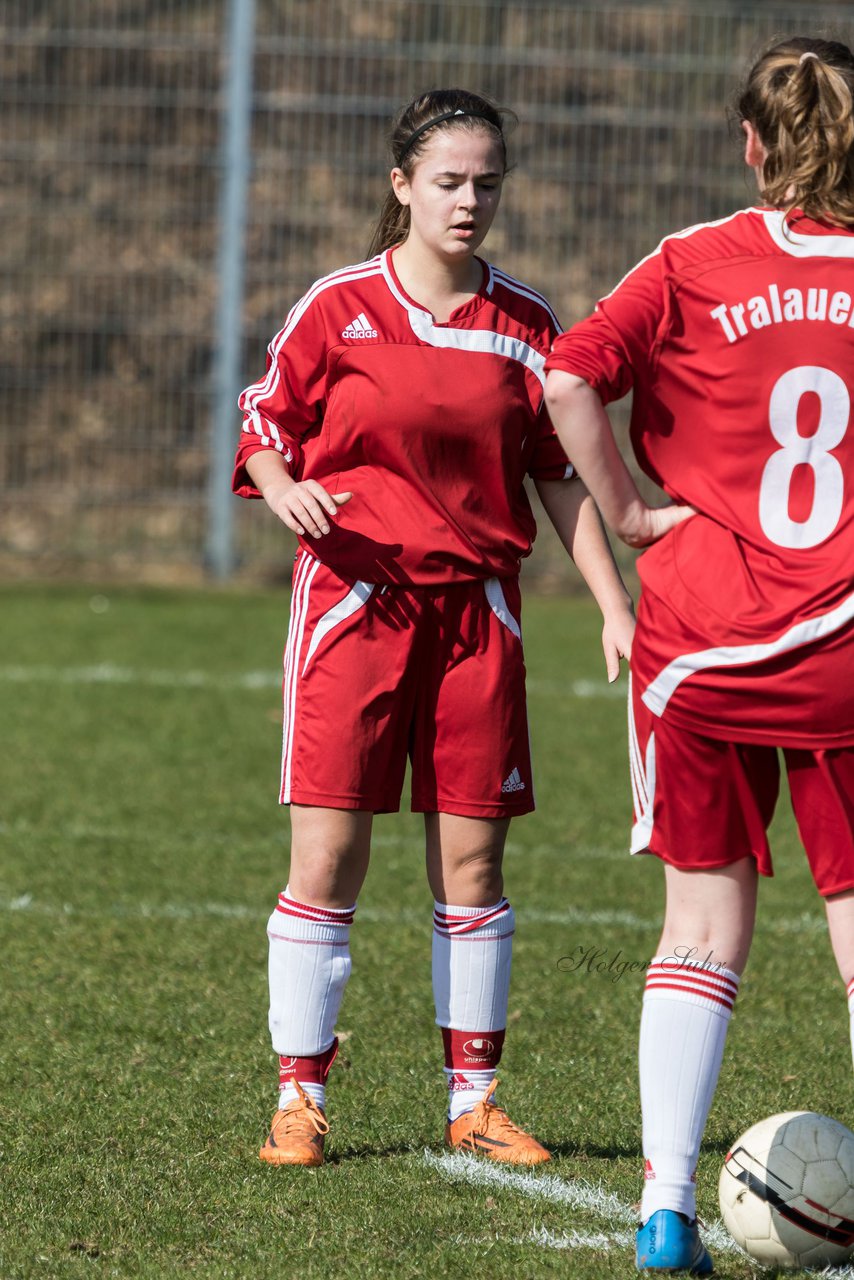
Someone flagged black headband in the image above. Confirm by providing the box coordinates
[397,108,502,165]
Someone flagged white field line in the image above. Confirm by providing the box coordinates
[520,1225,636,1250]
[0,891,829,936]
[0,663,279,691]
[0,814,830,934]
[0,663,622,699]
[424,1151,739,1255]
[0,820,625,862]
[456,1226,738,1256]
[0,894,655,927]
[424,1149,636,1223]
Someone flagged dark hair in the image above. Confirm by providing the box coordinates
[367,88,515,258]
[736,35,854,225]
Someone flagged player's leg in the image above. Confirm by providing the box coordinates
[287,803,373,906]
[637,867,755,1274]
[426,811,548,1163]
[640,857,756,1217]
[825,893,854,983]
[785,747,854,1072]
[426,813,509,1123]
[260,553,417,1165]
[655,856,757,974]
[416,577,548,1163]
[827,892,854,1070]
[260,805,371,1166]
[425,811,506,906]
[631,690,778,1270]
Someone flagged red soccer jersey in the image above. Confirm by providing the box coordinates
[546,207,854,746]
[234,248,572,585]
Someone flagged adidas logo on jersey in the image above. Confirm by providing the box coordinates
[501,767,525,794]
[342,312,378,340]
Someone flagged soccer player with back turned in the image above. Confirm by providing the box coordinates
[546,36,854,1274]
[234,88,635,1167]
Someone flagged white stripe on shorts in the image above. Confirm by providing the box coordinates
[483,578,522,641]
[302,580,374,675]
[280,554,376,803]
[628,684,656,854]
[280,552,321,803]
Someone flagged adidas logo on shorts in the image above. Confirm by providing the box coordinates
[342,312,378,340]
[501,767,526,794]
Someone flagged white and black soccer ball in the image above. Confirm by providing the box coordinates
[719,1111,854,1268]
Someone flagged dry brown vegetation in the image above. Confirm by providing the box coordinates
[0,1,839,582]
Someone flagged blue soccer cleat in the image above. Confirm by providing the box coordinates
[636,1210,714,1273]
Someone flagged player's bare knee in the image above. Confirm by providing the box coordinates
[437,848,504,906]
[825,889,854,984]
[287,844,369,908]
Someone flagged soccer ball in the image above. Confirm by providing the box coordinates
[719,1111,854,1268]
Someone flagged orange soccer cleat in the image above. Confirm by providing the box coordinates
[445,1078,551,1165]
[258,1080,330,1167]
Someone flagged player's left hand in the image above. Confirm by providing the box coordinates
[601,601,636,683]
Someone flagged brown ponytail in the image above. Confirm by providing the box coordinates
[737,36,854,226]
[367,89,515,258]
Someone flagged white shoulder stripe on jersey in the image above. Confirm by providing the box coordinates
[380,254,548,387]
[599,207,762,303]
[490,266,562,333]
[761,209,854,258]
[641,590,854,718]
[243,259,384,420]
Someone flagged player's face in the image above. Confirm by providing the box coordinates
[392,128,505,262]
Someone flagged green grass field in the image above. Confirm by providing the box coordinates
[1,582,850,1279]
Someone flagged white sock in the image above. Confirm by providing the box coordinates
[267,886,355,1106]
[278,1080,326,1111]
[433,898,515,1120]
[847,978,854,1070]
[639,956,740,1222]
[445,1067,498,1123]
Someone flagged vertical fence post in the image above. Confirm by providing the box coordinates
[207,0,256,578]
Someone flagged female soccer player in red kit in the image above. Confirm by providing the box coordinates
[545,36,854,1274]
[233,88,635,1167]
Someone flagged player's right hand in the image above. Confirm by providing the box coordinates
[621,501,696,548]
[264,478,353,538]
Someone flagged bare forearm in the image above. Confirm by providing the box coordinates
[535,477,632,616]
[245,449,295,505]
[245,449,352,538]
[544,372,649,542]
[536,474,635,681]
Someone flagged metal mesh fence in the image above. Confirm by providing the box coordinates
[1,0,851,583]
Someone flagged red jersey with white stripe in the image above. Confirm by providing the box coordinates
[546,207,854,746]
[234,248,571,585]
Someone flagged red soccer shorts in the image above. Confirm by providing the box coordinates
[628,676,854,897]
[278,550,535,818]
